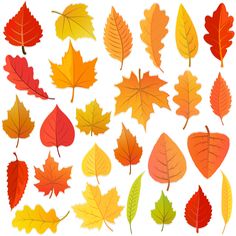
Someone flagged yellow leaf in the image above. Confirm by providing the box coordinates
[104,7,133,70]
[2,95,34,148]
[82,144,111,184]
[12,205,69,234]
[50,41,97,103]
[76,100,111,135]
[53,4,95,40]
[222,171,232,234]
[72,184,123,231]
[176,4,198,67]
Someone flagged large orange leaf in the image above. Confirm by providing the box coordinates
[114,124,142,175]
[188,126,229,178]
[115,70,170,129]
[148,133,186,191]
[204,3,234,67]
[210,73,231,125]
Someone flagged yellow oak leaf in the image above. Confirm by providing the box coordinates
[76,100,111,135]
[53,4,95,40]
[50,41,97,103]
[2,95,34,148]
[82,144,111,184]
[72,184,123,231]
[12,205,69,234]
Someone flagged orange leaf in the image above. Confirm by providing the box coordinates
[114,124,142,175]
[173,71,201,130]
[148,133,186,191]
[34,153,72,198]
[188,126,229,178]
[210,73,231,125]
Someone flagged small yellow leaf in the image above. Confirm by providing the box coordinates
[76,100,111,135]
[2,95,34,148]
[82,144,111,184]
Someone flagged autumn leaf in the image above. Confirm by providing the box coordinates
[140,4,169,72]
[72,183,123,231]
[148,133,186,191]
[50,41,97,102]
[4,2,43,54]
[52,4,95,40]
[173,71,202,129]
[82,144,111,184]
[3,95,34,148]
[210,73,231,125]
[114,124,142,175]
[188,126,229,178]
[151,191,176,232]
[12,205,69,234]
[176,4,198,67]
[185,186,212,233]
[104,7,132,70]
[76,100,110,136]
[204,3,234,67]
[115,70,170,128]
[8,153,28,209]
[40,105,75,157]
[34,153,72,198]
[4,55,52,100]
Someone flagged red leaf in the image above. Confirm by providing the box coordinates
[185,186,212,233]
[8,153,28,209]
[40,105,75,157]
[204,3,234,67]
[4,2,43,54]
[4,55,52,100]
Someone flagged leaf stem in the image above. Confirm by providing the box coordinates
[129,163,132,175]
[183,117,189,130]
[59,211,70,222]
[71,87,75,103]
[189,57,191,67]
[96,174,100,185]
[222,224,226,234]
[16,137,20,148]
[166,180,170,191]
[56,146,61,158]
[138,68,141,81]
[104,221,113,232]
[129,223,132,234]
[220,117,224,126]
[120,60,123,70]
[205,125,210,134]
[161,223,164,232]
[22,46,26,55]
[221,59,224,68]
[49,190,53,199]
[51,10,62,16]
[13,152,18,161]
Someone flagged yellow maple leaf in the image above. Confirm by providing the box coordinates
[72,184,123,231]
[50,41,97,102]
[12,205,69,234]
[2,95,34,148]
[76,100,111,135]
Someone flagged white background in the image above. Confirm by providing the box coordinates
[0,0,235,235]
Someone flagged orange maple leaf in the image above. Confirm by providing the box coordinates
[34,153,72,198]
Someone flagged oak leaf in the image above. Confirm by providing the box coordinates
[50,41,97,102]
[72,183,123,231]
[76,100,111,135]
[115,70,170,129]
[34,153,72,198]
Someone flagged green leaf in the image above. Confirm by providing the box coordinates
[127,172,144,234]
[151,191,176,231]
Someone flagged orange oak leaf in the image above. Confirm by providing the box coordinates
[148,133,186,191]
[210,73,231,125]
[188,126,229,178]
[34,153,72,198]
[115,69,170,129]
[114,124,142,175]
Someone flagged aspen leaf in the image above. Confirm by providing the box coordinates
[3,95,34,148]
[50,41,97,102]
[104,7,132,70]
[114,124,142,175]
[176,4,198,67]
[140,4,169,72]
[210,73,231,125]
[12,205,69,234]
[72,183,123,231]
[76,100,111,136]
[34,152,72,198]
[148,133,186,191]
[221,171,232,234]
[115,70,170,129]
[82,144,111,184]
[151,191,176,232]
[173,71,201,129]
[53,4,95,40]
